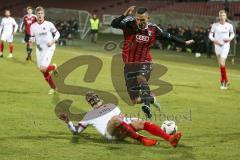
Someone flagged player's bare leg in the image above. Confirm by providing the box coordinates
[131,120,182,148]
[217,55,228,89]
[26,41,33,60]
[0,41,4,57]
[106,116,158,146]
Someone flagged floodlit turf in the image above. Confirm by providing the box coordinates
[0,34,240,160]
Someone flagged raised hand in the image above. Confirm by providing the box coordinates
[123,6,136,16]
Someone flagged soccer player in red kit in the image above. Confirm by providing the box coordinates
[20,6,37,60]
[111,6,194,118]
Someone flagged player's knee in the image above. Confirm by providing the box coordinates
[136,75,146,83]
[131,121,144,131]
[131,97,142,104]
[40,67,47,72]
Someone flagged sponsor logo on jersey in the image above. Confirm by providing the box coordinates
[136,34,150,42]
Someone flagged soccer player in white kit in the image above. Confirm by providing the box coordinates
[209,10,235,90]
[29,6,60,94]
[0,10,18,58]
[59,91,182,147]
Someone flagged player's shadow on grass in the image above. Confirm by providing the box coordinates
[51,92,60,105]
[70,132,132,145]
[0,89,39,94]
[4,57,29,66]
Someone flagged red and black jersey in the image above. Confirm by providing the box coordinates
[21,14,37,35]
[111,15,186,63]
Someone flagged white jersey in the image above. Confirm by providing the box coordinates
[30,21,58,49]
[79,104,121,136]
[209,22,235,58]
[209,22,235,46]
[0,17,18,35]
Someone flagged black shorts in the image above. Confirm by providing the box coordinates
[91,30,98,34]
[124,62,152,100]
[24,34,31,43]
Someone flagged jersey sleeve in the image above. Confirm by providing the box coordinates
[20,16,25,30]
[210,23,215,33]
[111,15,134,30]
[29,25,35,42]
[0,19,3,33]
[209,24,215,41]
[229,24,235,40]
[49,22,60,41]
[155,25,186,45]
[12,18,18,33]
[49,22,57,33]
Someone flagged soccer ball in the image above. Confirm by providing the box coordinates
[161,120,178,135]
[195,53,201,58]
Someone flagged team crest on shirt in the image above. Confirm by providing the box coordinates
[148,30,152,36]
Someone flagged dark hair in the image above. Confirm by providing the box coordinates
[137,7,148,14]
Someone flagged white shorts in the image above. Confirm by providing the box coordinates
[36,45,55,68]
[104,117,141,140]
[215,44,230,59]
[1,33,14,42]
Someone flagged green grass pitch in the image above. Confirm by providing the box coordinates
[0,34,240,160]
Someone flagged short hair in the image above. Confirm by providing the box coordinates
[219,10,227,15]
[137,7,148,14]
[35,6,44,12]
[27,6,32,10]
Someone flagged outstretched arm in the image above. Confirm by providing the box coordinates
[155,25,194,45]
[67,121,88,134]
[60,113,88,134]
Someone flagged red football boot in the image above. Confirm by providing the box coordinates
[169,132,182,148]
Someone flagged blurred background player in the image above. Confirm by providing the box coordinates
[60,91,182,147]
[89,14,100,43]
[111,6,194,118]
[29,6,60,94]
[20,6,37,61]
[209,10,235,90]
[0,10,18,58]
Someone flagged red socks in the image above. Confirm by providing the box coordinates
[9,44,13,53]
[220,65,228,83]
[0,42,3,52]
[42,71,56,89]
[143,122,170,141]
[116,121,143,141]
[0,43,13,54]
[46,64,56,73]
